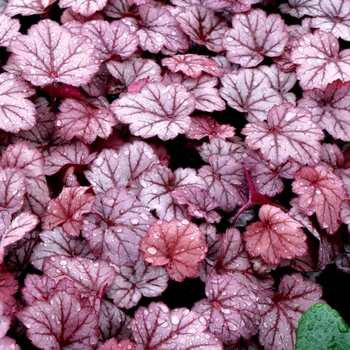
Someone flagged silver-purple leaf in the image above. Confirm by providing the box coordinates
[59,0,107,16]
[0,13,20,47]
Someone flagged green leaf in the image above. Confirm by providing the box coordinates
[295,302,350,350]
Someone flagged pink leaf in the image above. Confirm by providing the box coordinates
[82,187,155,266]
[0,212,39,264]
[55,98,116,144]
[291,30,350,90]
[161,54,223,79]
[224,9,288,67]
[176,6,228,52]
[279,0,321,18]
[198,155,248,212]
[310,0,350,40]
[140,219,207,282]
[0,302,13,338]
[171,186,221,223]
[298,80,350,142]
[0,72,36,133]
[81,20,138,62]
[42,186,95,237]
[292,166,347,234]
[0,13,20,47]
[103,0,138,19]
[111,82,195,140]
[192,274,259,343]
[9,19,99,86]
[220,68,283,122]
[106,258,168,309]
[243,204,308,265]
[0,167,26,214]
[59,0,107,16]
[4,0,56,16]
[0,337,20,350]
[137,4,189,54]
[186,115,235,140]
[0,267,18,317]
[138,165,205,220]
[242,103,324,166]
[19,291,99,350]
[131,302,222,349]
[258,273,323,350]
[85,141,159,193]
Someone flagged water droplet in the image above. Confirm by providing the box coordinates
[146,246,157,255]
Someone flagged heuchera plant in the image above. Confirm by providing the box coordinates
[1,0,350,349]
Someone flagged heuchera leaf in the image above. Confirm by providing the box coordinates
[242,204,308,265]
[0,212,39,264]
[291,30,350,90]
[55,98,117,144]
[0,267,18,317]
[175,6,228,53]
[258,273,323,350]
[131,302,222,349]
[279,0,322,18]
[0,13,20,47]
[9,19,99,86]
[192,273,259,343]
[103,0,138,19]
[292,166,346,234]
[106,258,168,309]
[0,72,36,133]
[224,9,288,67]
[80,20,139,62]
[19,290,99,350]
[82,187,155,266]
[298,80,350,142]
[220,68,283,122]
[111,81,195,140]
[4,0,56,16]
[242,103,324,166]
[59,0,107,16]
[42,186,95,237]
[140,219,207,282]
[161,54,223,79]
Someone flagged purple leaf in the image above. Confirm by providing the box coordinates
[19,291,99,350]
[4,0,56,16]
[176,6,228,52]
[0,72,36,133]
[140,219,207,282]
[171,185,221,223]
[0,212,39,264]
[291,30,350,90]
[258,273,323,350]
[161,54,223,78]
[82,187,155,266]
[242,103,324,166]
[242,204,308,265]
[0,267,18,317]
[198,155,248,212]
[106,258,168,309]
[220,68,283,122]
[9,19,99,86]
[111,81,195,140]
[192,273,259,343]
[0,13,20,47]
[80,20,138,62]
[138,165,205,220]
[292,166,347,234]
[0,167,26,214]
[298,80,350,142]
[131,302,222,349]
[103,0,138,19]
[55,98,116,144]
[42,186,95,237]
[224,9,288,67]
[0,337,20,350]
[279,0,322,18]
[58,0,107,16]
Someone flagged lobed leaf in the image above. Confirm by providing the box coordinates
[59,0,107,16]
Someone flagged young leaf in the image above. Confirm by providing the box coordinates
[59,0,107,16]
[242,103,324,166]
[224,9,288,67]
[292,166,347,234]
[111,82,195,140]
[4,0,56,16]
[279,0,322,18]
[131,302,222,349]
[140,219,207,282]
[42,186,95,237]
[9,19,99,86]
